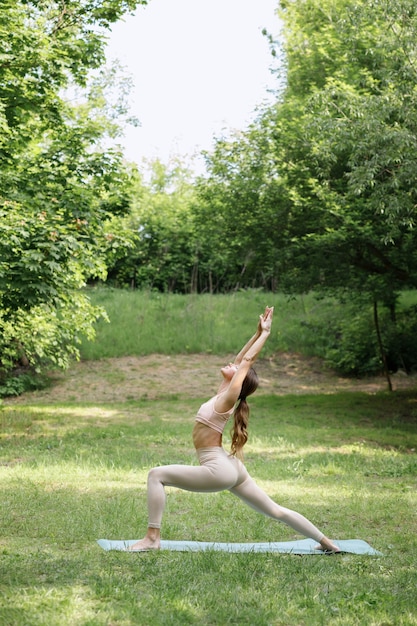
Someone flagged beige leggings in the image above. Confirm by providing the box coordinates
[146,446,324,542]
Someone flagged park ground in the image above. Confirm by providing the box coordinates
[6,352,417,405]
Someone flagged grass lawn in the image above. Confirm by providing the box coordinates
[1,389,416,625]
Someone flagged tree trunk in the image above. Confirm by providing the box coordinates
[190,262,198,294]
[373,299,392,392]
[15,340,30,367]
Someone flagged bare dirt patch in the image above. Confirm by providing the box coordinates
[6,353,417,405]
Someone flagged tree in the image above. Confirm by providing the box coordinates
[193,0,417,379]
[270,0,417,382]
[273,0,417,296]
[0,0,146,386]
[107,158,200,293]
[195,123,289,292]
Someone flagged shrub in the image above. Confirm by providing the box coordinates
[320,304,417,377]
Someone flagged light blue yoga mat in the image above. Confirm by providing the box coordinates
[97,538,382,555]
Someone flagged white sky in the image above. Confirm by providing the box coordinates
[105,0,281,170]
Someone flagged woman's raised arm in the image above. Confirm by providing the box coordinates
[234,306,273,366]
[216,307,274,411]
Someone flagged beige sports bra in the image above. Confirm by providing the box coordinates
[195,395,234,434]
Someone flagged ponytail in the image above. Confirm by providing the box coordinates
[230,398,249,459]
[230,367,259,459]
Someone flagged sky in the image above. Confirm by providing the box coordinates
[105,0,281,170]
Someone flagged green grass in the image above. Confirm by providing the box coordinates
[2,289,417,624]
[1,391,416,625]
[80,288,417,366]
[80,288,348,360]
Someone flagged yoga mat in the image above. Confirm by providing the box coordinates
[97,538,382,555]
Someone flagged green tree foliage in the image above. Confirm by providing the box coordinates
[197,0,417,300]
[191,0,417,376]
[195,124,288,292]
[274,0,417,379]
[269,0,417,299]
[107,158,199,292]
[0,0,145,384]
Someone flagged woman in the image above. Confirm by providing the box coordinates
[129,307,340,553]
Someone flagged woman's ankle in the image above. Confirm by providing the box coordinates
[146,527,161,542]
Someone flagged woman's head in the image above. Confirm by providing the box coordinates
[220,362,238,380]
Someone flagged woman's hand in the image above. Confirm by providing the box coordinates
[259,306,273,333]
[233,307,274,372]
[257,306,271,333]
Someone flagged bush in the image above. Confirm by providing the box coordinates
[322,311,382,376]
[0,371,49,398]
[385,305,417,374]
[318,304,417,377]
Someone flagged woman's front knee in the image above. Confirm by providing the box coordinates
[147,467,162,485]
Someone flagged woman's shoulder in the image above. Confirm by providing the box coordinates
[213,390,235,415]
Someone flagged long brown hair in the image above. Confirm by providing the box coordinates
[230,367,259,459]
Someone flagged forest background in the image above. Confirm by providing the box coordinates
[1,0,417,394]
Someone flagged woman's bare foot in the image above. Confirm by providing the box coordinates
[127,528,161,552]
[127,538,159,551]
[315,536,341,553]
